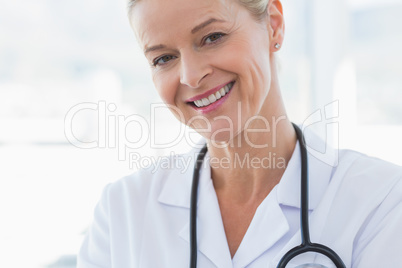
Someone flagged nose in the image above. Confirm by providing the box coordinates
[179,52,212,88]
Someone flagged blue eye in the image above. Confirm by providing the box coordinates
[204,33,225,44]
[153,55,176,67]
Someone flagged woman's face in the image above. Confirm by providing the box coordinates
[131,0,281,142]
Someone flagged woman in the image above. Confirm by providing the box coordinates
[78,0,402,267]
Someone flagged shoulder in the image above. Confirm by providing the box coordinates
[328,149,402,223]
[332,151,402,266]
[310,149,402,265]
[340,149,401,175]
[335,149,402,191]
[315,148,402,230]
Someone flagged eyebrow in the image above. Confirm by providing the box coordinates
[144,18,224,55]
[191,18,224,34]
[144,44,166,55]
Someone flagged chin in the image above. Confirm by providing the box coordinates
[201,126,242,147]
[187,112,242,146]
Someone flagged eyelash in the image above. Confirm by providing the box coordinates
[203,32,226,45]
[152,32,226,67]
[152,55,176,67]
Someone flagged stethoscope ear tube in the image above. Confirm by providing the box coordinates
[277,124,345,268]
[189,144,208,268]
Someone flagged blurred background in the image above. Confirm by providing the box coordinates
[0,0,401,267]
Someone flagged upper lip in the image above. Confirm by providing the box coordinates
[185,81,233,103]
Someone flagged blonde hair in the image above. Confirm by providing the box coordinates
[236,0,269,18]
[127,0,269,19]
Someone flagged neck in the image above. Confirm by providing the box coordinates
[206,88,296,205]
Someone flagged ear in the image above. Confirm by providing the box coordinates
[267,0,285,52]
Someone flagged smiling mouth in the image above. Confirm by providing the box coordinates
[191,82,234,108]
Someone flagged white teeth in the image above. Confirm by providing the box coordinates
[208,94,217,103]
[219,88,226,97]
[193,82,233,108]
[202,98,210,106]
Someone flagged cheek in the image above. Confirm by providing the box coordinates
[221,47,271,106]
[152,70,178,105]
[216,35,271,82]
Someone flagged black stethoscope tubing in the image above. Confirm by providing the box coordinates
[189,123,346,268]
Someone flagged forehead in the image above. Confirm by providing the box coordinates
[130,0,239,49]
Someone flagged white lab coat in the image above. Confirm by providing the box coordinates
[77,131,402,268]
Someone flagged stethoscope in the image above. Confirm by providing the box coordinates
[189,123,346,268]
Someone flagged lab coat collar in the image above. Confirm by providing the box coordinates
[157,145,202,209]
[157,142,233,266]
[157,130,337,267]
[276,129,337,210]
[178,160,234,267]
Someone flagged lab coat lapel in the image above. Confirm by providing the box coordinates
[157,146,200,209]
[277,131,336,210]
[178,153,233,267]
[157,146,232,267]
